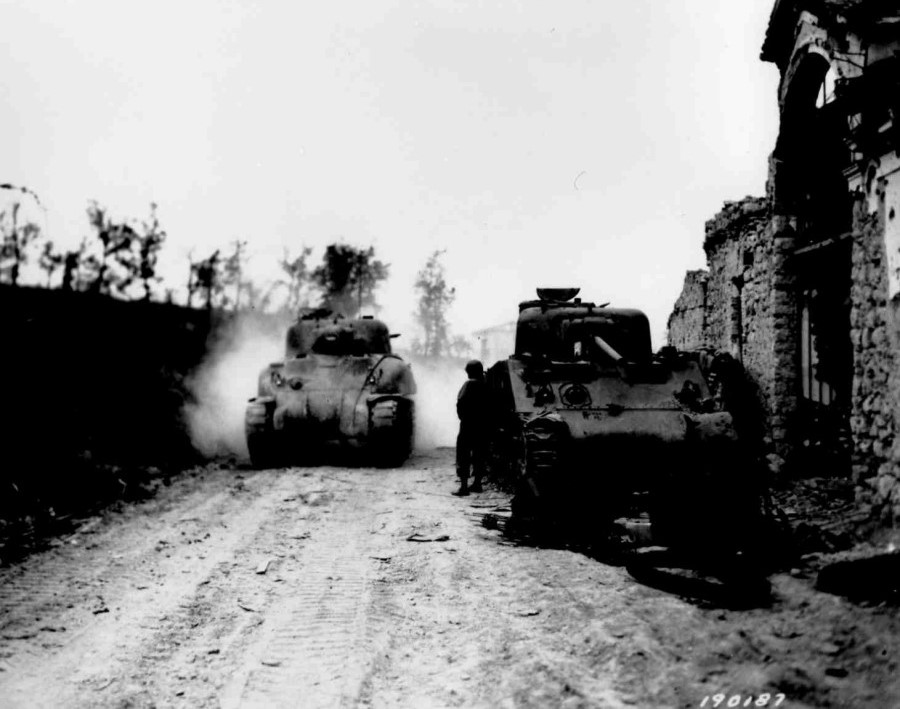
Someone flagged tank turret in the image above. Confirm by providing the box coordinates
[244,311,416,467]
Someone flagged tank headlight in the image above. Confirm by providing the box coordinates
[560,383,591,408]
[271,370,286,387]
[534,383,555,405]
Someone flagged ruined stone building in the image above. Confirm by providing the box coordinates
[667,0,900,523]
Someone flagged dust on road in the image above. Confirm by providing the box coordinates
[0,449,898,708]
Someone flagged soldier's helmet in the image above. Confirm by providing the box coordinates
[465,359,484,378]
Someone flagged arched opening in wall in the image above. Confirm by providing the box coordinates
[776,53,854,475]
[775,54,853,243]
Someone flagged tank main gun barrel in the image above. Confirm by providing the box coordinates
[593,335,624,363]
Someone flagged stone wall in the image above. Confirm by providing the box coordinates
[849,208,895,488]
[666,270,707,351]
[702,197,773,368]
[668,196,777,449]
[882,162,900,524]
[851,155,900,525]
[768,222,801,459]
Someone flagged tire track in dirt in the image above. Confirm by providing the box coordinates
[220,472,382,709]
[0,467,325,707]
[89,472,336,708]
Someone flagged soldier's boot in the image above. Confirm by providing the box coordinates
[452,477,470,497]
[469,476,483,493]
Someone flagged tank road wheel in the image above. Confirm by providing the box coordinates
[369,398,413,468]
[245,397,283,469]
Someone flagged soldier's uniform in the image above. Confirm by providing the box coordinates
[454,360,488,496]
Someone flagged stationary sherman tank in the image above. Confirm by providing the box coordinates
[244,310,416,468]
[486,288,766,555]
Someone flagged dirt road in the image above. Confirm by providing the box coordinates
[1,449,898,708]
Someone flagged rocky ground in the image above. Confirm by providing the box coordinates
[0,448,898,708]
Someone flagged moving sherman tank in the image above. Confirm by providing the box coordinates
[244,310,416,468]
[486,288,767,556]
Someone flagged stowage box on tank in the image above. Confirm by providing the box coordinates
[245,310,416,468]
[486,288,766,555]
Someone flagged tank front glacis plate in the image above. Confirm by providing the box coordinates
[266,354,377,442]
[261,352,414,445]
[505,357,709,442]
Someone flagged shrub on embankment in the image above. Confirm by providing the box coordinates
[0,284,259,532]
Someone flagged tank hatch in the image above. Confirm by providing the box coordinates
[536,287,580,301]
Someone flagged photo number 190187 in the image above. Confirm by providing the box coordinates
[699,694,787,707]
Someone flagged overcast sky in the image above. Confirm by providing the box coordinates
[1,1,780,348]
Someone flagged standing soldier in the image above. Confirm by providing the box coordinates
[454,359,488,496]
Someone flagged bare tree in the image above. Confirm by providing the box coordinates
[277,246,313,313]
[60,239,91,292]
[82,201,138,297]
[38,240,65,287]
[0,183,44,286]
[413,249,456,357]
[241,279,278,312]
[221,239,247,310]
[191,249,222,310]
[0,203,42,286]
[311,243,389,317]
[186,249,199,306]
[134,203,167,302]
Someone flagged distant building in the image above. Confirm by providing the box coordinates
[471,321,516,368]
[667,0,900,524]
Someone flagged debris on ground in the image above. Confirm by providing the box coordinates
[254,558,275,575]
[406,533,450,542]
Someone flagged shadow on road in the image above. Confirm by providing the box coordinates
[477,504,776,611]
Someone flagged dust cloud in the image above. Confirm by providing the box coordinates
[183,313,467,459]
[407,355,467,450]
[184,313,290,458]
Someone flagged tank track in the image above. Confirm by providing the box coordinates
[246,428,282,469]
[245,397,283,469]
[368,399,413,468]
